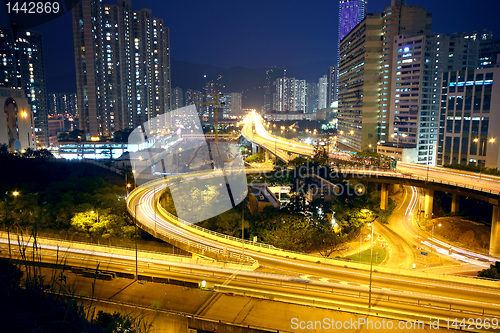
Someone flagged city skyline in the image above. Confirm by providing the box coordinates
[2,0,500,93]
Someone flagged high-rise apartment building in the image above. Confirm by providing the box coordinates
[338,1,433,153]
[172,87,183,111]
[185,89,203,106]
[437,68,500,168]
[0,29,48,147]
[72,0,171,138]
[327,66,338,107]
[273,78,306,112]
[318,76,328,110]
[338,14,383,151]
[306,83,318,113]
[378,3,432,146]
[48,93,78,116]
[230,92,242,117]
[264,67,285,112]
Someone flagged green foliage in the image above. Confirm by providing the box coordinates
[22,148,54,158]
[478,261,500,279]
[443,163,500,176]
[288,156,308,167]
[246,152,265,163]
[95,310,152,333]
[0,154,132,239]
[70,210,134,239]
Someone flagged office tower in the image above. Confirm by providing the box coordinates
[379,3,432,146]
[327,66,338,107]
[0,29,48,147]
[72,0,171,138]
[338,0,367,45]
[437,68,500,168]
[338,14,383,151]
[264,66,285,112]
[473,30,500,69]
[172,87,183,111]
[387,31,484,165]
[306,83,318,113]
[273,78,306,112]
[318,76,328,111]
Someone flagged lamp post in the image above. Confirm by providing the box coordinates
[473,138,495,180]
[368,215,378,309]
[134,200,147,280]
[5,191,19,260]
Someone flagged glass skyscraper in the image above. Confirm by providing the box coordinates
[338,0,367,45]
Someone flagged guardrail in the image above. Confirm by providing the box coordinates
[127,177,258,266]
[129,169,500,288]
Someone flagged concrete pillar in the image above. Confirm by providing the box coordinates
[390,184,401,194]
[251,143,258,154]
[265,150,271,162]
[424,188,434,219]
[380,183,388,210]
[489,205,500,256]
[451,193,460,215]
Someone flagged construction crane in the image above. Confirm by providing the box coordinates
[196,84,225,156]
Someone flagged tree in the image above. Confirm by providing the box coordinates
[312,146,329,167]
[0,143,9,154]
[478,262,500,279]
[70,210,133,240]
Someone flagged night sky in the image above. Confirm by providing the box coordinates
[1,0,500,92]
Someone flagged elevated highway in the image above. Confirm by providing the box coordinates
[240,111,500,256]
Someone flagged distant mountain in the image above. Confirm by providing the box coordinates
[45,59,268,109]
[171,59,266,110]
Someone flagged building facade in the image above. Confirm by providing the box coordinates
[264,66,285,113]
[0,29,48,147]
[0,87,36,151]
[172,87,183,111]
[72,0,171,138]
[273,78,306,112]
[337,14,383,151]
[338,0,367,46]
[327,65,338,106]
[318,75,328,110]
[437,68,500,168]
[48,93,78,116]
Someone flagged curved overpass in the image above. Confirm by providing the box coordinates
[125,172,500,325]
[241,111,500,256]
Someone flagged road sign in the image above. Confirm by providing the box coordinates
[420,251,428,256]
[391,160,397,169]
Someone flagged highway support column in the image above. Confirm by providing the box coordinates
[380,183,388,210]
[451,193,460,215]
[424,189,434,219]
[490,205,500,256]
[251,143,258,155]
[265,150,272,162]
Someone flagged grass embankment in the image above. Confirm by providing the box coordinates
[345,245,387,265]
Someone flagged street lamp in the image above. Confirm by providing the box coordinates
[134,200,148,280]
[368,215,378,309]
[5,191,20,259]
[473,138,495,180]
